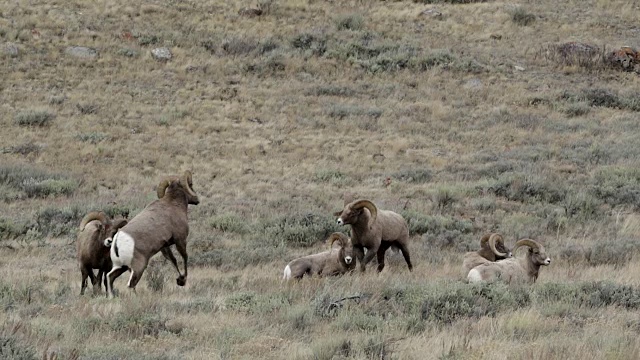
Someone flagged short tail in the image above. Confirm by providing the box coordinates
[283,264,292,280]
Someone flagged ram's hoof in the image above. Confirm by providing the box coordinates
[176,276,186,286]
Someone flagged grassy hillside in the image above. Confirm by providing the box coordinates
[2,0,640,358]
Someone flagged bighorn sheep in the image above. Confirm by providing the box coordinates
[76,211,128,295]
[283,233,356,280]
[334,199,412,272]
[105,171,199,298]
[461,233,511,278]
[467,239,551,285]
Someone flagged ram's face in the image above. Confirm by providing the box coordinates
[342,239,354,265]
[530,247,551,266]
[495,242,512,260]
[334,206,361,226]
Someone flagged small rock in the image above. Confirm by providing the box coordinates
[3,42,19,57]
[514,65,525,71]
[65,46,98,59]
[151,47,172,61]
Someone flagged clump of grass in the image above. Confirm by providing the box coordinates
[291,32,327,56]
[76,103,99,115]
[335,14,364,31]
[304,85,356,97]
[145,262,166,293]
[589,166,640,209]
[511,7,536,26]
[0,165,78,199]
[14,110,55,127]
[564,102,591,117]
[209,213,250,234]
[313,169,349,185]
[485,172,567,204]
[0,330,37,360]
[221,37,259,56]
[76,132,109,144]
[326,104,382,119]
[393,168,432,183]
[0,142,41,156]
[402,210,473,239]
[258,212,340,247]
[34,205,85,238]
[190,246,287,270]
[413,0,486,3]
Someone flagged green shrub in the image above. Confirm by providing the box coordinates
[0,165,78,199]
[13,110,55,127]
[420,282,530,324]
[209,213,250,234]
[0,333,37,360]
[258,212,340,247]
[335,14,364,31]
[589,167,640,209]
[511,7,536,26]
[291,32,327,56]
[393,168,432,183]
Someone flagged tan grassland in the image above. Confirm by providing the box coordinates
[2,0,640,359]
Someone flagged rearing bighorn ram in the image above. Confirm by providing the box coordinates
[461,233,511,278]
[77,211,128,295]
[105,171,199,298]
[334,199,412,272]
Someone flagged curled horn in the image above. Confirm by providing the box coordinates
[512,238,541,254]
[351,200,378,225]
[180,170,197,196]
[488,233,507,257]
[328,233,346,248]
[79,211,109,231]
[111,219,128,232]
[157,178,172,199]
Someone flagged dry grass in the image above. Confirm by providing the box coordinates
[2,0,640,358]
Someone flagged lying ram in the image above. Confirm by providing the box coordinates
[334,199,412,272]
[283,233,356,280]
[106,171,199,298]
[461,233,511,278]
[467,238,551,285]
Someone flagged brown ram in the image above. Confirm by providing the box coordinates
[334,199,412,272]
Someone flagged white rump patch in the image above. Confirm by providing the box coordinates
[283,264,292,280]
[111,231,135,268]
[467,268,483,283]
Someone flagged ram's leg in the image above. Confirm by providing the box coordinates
[94,269,104,294]
[106,266,128,299]
[354,246,366,272]
[174,240,188,286]
[80,266,91,296]
[126,257,149,293]
[376,242,392,272]
[361,245,378,268]
[161,247,182,278]
[396,242,413,271]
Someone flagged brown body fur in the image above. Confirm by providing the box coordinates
[76,212,127,295]
[334,199,412,272]
[461,233,511,278]
[106,171,199,298]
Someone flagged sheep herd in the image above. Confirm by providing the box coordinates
[76,171,552,297]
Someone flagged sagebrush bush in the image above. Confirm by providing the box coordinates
[0,165,77,200]
[258,212,340,247]
[511,7,536,26]
[13,110,55,127]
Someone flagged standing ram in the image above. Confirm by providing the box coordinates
[105,171,199,298]
[283,232,356,280]
[461,233,511,278]
[467,238,551,285]
[76,211,128,295]
[334,199,412,272]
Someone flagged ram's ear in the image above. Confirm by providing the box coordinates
[333,210,343,217]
